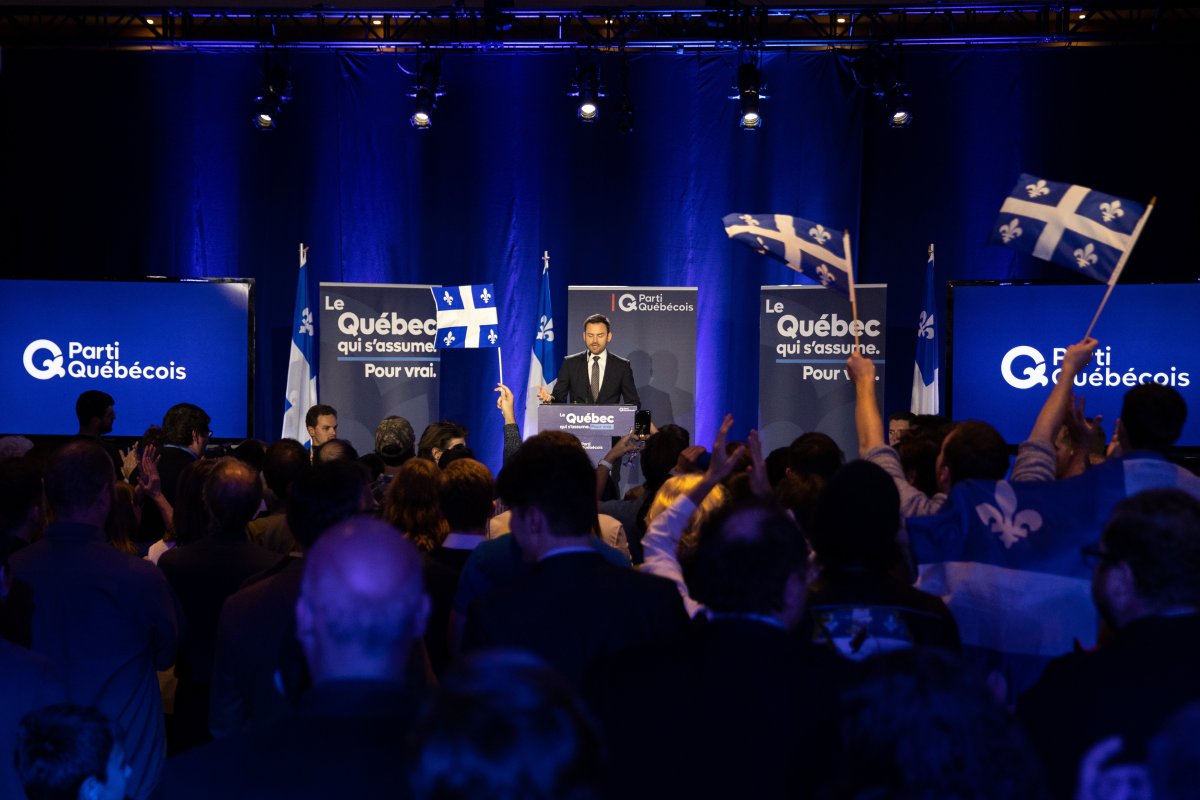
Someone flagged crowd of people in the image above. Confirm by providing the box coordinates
[2,336,1200,800]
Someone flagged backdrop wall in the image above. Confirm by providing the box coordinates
[2,45,1196,472]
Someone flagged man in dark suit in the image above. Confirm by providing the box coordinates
[462,432,687,689]
[161,516,430,799]
[538,313,640,406]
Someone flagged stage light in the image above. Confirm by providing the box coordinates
[885,84,912,128]
[409,61,443,131]
[253,62,292,132]
[737,62,763,130]
[571,64,603,122]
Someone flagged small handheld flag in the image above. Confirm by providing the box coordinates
[723,212,855,299]
[431,284,501,349]
[990,173,1150,284]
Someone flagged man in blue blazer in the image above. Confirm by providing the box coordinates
[539,313,640,406]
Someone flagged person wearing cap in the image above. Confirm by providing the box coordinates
[361,416,416,508]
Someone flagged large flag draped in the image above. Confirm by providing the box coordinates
[905,453,1200,701]
[431,284,501,349]
[990,173,1148,283]
[281,244,317,447]
[524,255,557,439]
[911,245,939,414]
[722,212,854,298]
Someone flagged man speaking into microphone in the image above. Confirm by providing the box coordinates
[538,313,640,406]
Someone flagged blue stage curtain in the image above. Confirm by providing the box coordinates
[2,45,1196,470]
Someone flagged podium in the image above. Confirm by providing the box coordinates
[536,404,638,466]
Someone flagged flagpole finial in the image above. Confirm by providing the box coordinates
[928,243,934,258]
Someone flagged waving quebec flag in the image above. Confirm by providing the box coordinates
[723,212,854,299]
[281,244,317,447]
[911,245,939,414]
[908,465,1127,702]
[990,173,1149,284]
[431,284,501,349]
[524,255,557,439]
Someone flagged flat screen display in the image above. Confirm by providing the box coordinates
[948,282,1199,450]
[1,278,253,438]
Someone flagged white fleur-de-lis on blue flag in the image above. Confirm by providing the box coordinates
[990,172,1149,283]
[537,315,554,342]
[299,307,313,337]
[975,482,1044,549]
[722,212,855,300]
[998,218,1023,244]
[431,283,501,349]
[917,310,934,339]
[1074,242,1099,268]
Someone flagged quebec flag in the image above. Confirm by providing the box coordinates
[722,212,854,299]
[907,462,1128,702]
[524,258,557,439]
[990,173,1148,283]
[281,244,317,447]
[911,246,939,414]
[431,284,500,349]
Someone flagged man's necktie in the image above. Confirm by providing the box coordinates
[590,355,601,402]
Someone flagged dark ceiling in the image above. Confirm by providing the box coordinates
[1,3,1197,51]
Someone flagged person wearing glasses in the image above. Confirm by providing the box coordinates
[1018,489,1200,799]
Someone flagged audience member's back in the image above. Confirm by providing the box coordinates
[596,498,846,800]
[11,440,178,800]
[461,433,688,689]
[804,460,960,659]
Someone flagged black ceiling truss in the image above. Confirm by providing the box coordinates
[0,4,1195,51]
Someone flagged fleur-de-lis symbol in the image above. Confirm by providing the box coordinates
[442,291,455,306]
[816,264,836,285]
[738,214,760,226]
[480,287,492,304]
[442,331,456,346]
[753,236,769,255]
[487,329,498,345]
[808,224,832,245]
[299,307,313,337]
[917,310,934,340]
[999,218,1023,243]
[537,315,554,342]
[1024,179,1050,199]
[975,482,1043,549]
[1099,200,1125,223]
[1074,242,1099,268]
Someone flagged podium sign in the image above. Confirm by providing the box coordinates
[537,404,637,465]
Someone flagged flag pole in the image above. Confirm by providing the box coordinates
[497,346,504,386]
[1084,197,1155,339]
[844,230,859,350]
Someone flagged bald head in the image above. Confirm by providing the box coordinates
[296,516,429,683]
[203,457,262,537]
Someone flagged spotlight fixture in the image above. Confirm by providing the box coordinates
[884,83,912,128]
[253,62,292,131]
[409,61,444,131]
[570,64,603,122]
[736,62,763,130]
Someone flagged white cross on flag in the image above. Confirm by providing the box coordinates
[722,212,855,300]
[990,173,1150,284]
[431,284,501,349]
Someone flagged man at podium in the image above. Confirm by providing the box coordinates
[538,313,640,407]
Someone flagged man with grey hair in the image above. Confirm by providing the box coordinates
[162,517,430,798]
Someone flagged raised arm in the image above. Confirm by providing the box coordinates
[847,353,886,457]
[1026,338,1099,444]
